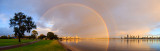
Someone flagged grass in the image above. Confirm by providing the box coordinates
[0,39,35,46]
[5,40,66,51]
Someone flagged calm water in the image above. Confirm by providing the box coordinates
[61,39,160,51]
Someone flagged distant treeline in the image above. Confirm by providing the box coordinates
[0,35,13,39]
[0,32,58,40]
[0,35,37,39]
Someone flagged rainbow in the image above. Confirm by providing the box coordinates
[40,3,110,49]
[41,3,110,38]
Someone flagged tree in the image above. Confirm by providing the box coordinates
[47,32,58,40]
[31,30,38,39]
[47,32,54,40]
[8,35,10,39]
[0,35,8,39]
[53,34,58,39]
[39,34,46,40]
[30,34,36,39]
[9,12,36,42]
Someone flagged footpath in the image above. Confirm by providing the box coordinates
[0,40,40,51]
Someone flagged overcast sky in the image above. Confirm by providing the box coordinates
[0,0,160,38]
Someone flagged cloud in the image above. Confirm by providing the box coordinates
[1,0,160,38]
[0,14,8,23]
[0,27,14,36]
[108,0,160,36]
[37,5,108,38]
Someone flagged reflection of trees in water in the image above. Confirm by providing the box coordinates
[61,39,80,44]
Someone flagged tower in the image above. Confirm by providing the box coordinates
[127,34,129,39]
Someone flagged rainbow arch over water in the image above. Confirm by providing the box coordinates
[41,3,109,38]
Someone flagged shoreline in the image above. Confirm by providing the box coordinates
[58,40,79,51]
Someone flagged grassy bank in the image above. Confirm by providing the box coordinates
[5,40,66,51]
[0,39,35,46]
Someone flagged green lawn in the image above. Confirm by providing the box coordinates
[0,39,35,46]
[5,40,66,51]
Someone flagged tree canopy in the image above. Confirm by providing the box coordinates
[9,12,36,42]
[47,32,58,40]
[39,34,46,40]
[31,30,38,39]
[32,30,38,35]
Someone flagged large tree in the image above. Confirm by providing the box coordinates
[47,32,58,40]
[10,12,36,42]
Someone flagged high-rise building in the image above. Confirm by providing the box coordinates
[127,35,129,39]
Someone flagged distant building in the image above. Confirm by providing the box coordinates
[123,34,160,39]
[127,35,129,39]
[61,35,80,39]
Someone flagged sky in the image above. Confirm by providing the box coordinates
[0,0,160,38]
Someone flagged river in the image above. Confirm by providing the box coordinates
[60,39,160,51]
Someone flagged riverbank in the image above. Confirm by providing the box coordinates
[58,40,79,51]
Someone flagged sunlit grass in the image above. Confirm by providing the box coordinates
[0,39,35,46]
[5,40,66,51]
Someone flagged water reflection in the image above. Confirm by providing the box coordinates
[61,39,160,51]
[61,39,109,51]
[60,39,81,44]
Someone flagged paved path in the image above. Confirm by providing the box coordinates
[0,40,40,50]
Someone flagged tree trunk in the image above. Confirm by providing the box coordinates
[19,37,21,42]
